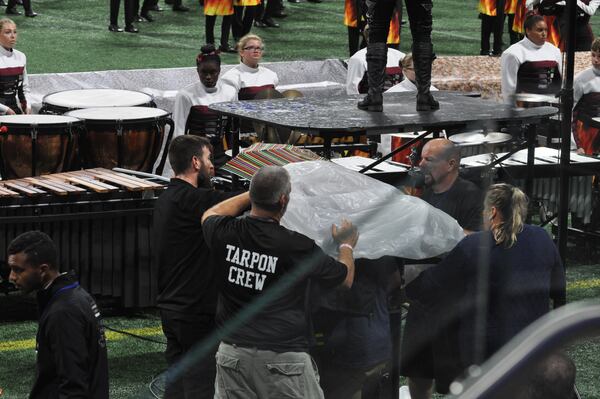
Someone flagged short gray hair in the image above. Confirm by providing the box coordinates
[250,166,291,211]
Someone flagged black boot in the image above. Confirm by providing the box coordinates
[413,41,439,112]
[357,42,388,112]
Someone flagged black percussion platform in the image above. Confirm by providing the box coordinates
[209,91,557,135]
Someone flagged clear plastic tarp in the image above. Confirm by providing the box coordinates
[281,160,465,260]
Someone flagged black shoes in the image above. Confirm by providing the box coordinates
[254,20,266,27]
[25,11,37,17]
[150,4,163,11]
[219,44,237,53]
[287,0,302,3]
[108,24,123,32]
[262,17,279,27]
[6,7,21,15]
[173,4,190,11]
[125,25,139,33]
[272,10,287,18]
[416,93,439,112]
[134,14,144,22]
[307,0,322,3]
[141,12,154,22]
[357,94,383,112]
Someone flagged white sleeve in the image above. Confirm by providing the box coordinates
[0,103,9,113]
[526,0,540,9]
[578,0,600,15]
[172,91,192,138]
[272,70,279,87]
[346,56,365,95]
[501,52,521,105]
[573,74,584,105]
[220,69,240,92]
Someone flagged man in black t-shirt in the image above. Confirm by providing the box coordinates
[201,165,359,399]
[153,135,245,399]
[403,138,484,398]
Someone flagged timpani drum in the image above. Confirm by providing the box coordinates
[449,131,513,157]
[0,115,83,179]
[65,107,173,173]
[41,89,156,114]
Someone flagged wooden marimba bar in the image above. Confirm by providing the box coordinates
[0,168,165,308]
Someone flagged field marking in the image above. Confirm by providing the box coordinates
[38,13,199,50]
[0,325,163,353]
[286,4,478,42]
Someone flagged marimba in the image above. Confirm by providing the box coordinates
[0,168,166,308]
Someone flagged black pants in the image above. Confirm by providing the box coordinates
[110,0,135,25]
[160,310,218,399]
[6,0,32,12]
[347,26,367,57]
[257,0,281,20]
[232,5,256,40]
[206,15,233,47]
[367,0,432,45]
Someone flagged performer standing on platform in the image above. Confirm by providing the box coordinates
[406,183,566,375]
[172,45,237,167]
[346,25,405,95]
[221,34,278,100]
[202,165,359,399]
[154,135,243,399]
[357,0,438,112]
[573,38,600,154]
[401,138,482,399]
[386,53,438,92]
[500,14,562,105]
[109,0,138,32]
[0,18,29,115]
[7,231,109,399]
[205,0,236,52]
[344,0,402,56]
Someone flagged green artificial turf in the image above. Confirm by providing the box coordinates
[14,0,600,74]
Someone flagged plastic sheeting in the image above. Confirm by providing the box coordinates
[281,160,465,260]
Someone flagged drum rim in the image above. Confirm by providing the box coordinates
[41,88,155,108]
[0,115,84,127]
[449,131,513,145]
[65,106,171,123]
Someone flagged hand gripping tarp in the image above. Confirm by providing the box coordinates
[281,160,465,260]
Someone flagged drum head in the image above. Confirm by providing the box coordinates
[514,93,559,105]
[65,106,169,122]
[0,114,81,126]
[449,131,512,145]
[43,89,154,109]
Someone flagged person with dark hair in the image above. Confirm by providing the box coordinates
[171,45,237,168]
[400,138,483,399]
[357,0,438,112]
[201,165,359,398]
[501,14,562,105]
[573,38,600,155]
[7,231,109,399]
[153,135,244,399]
[220,34,278,100]
[406,184,566,393]
[109,0,138,32]
[204,0,236,52]
[0,18,30,115]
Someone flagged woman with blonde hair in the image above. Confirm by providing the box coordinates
[220,34,278,100]
[404,183,566,396]
[0,18,30,114]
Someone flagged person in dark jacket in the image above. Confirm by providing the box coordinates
[406,183,566,395]
[7,231,109,399]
